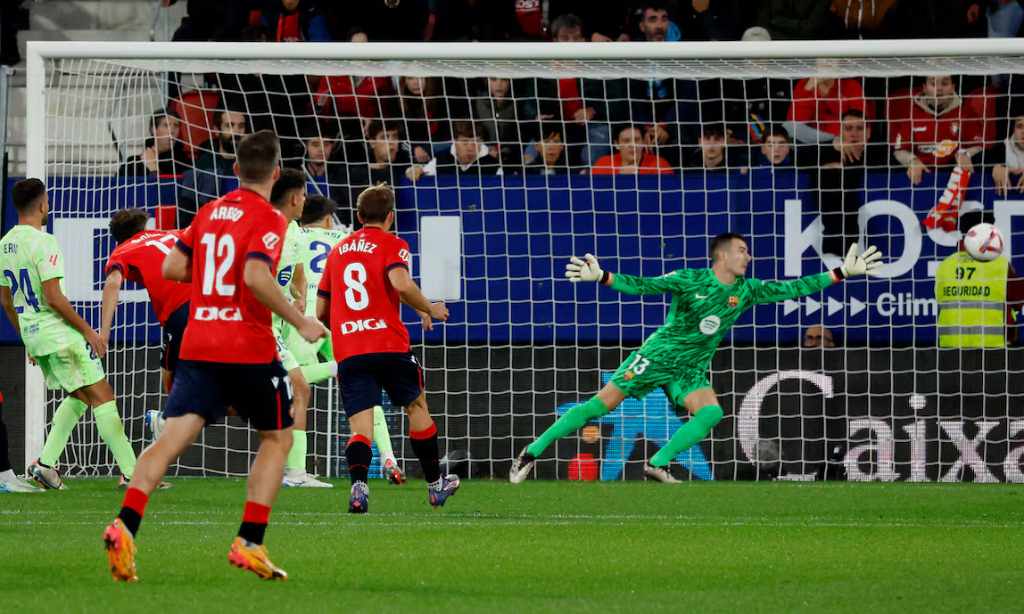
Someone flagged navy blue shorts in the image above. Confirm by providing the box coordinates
[337,352,423,417]
[161,302,189,374]
[165,360,293,431]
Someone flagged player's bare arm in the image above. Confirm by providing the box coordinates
[0,286,20,337]
[99,268,124,352]
[41,277,106,357]
[162,245,192,282]
[315,294,329,327]
[244,258,325,343]
[387,266,449,322]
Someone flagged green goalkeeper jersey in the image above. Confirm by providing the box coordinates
[0,224,84,357]
[610,267,834,372]
[300,225,350,316]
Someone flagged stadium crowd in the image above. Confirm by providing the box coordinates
[95,1,1024,254]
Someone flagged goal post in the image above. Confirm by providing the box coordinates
[23,39,1024,481]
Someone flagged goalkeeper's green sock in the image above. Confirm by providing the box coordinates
[300,361,336,386]
[93,401,137,479]
[286,429,307,472]
[526,396,609,457]
[372,406,396,463]
[39,397,88,466]
[649,405,723,468]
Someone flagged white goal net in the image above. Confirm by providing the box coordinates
[22,40,1024,482]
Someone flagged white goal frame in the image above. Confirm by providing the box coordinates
[23,37,1024,466]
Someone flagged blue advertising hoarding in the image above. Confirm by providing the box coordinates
[3,171,1023,346]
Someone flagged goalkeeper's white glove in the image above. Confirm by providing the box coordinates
[565,253,605,283]
[838,243,883,278]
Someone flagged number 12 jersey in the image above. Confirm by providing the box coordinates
[176,188,287,364]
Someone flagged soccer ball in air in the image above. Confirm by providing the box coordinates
[963,223,1004,262]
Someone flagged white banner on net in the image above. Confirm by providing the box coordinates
[24,41,1024,481]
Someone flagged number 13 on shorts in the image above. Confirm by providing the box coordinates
[626,353,651,376]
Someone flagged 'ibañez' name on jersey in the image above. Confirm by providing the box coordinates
[338,239,377,256]
[210,206,245,222]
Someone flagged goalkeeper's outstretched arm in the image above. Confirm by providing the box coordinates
[751,244,883,305]
[564,253,687,296]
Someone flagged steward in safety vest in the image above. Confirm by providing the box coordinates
[935,250,1009,347]
[934,212,1023,347]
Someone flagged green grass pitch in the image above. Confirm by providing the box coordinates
[2,478,1022,613]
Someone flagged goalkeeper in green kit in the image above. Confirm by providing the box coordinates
[510,233,882,484]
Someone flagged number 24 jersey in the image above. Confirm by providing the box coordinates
[317,226,411,363]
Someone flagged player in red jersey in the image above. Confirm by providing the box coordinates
[316,184,455,514]
[101,209,191,394]
[103,130,325,582]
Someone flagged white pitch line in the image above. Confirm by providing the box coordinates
[1,516,1020,529]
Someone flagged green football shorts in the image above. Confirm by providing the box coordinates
[35,340,105,393]
[285,329,332,367]
[610,350,711,402]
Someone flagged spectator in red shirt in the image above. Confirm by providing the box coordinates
[889,75,987,185]
[591,125,672,175]
[316,74,395,124]
[260,0,331,42]
[786,76,871,145]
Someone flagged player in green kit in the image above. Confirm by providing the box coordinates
[510,233,882,483]
[0,179,138,489]
[298,194,406,484]
[269,169,332,488]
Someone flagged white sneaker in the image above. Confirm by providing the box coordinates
[643,462,682,484]
[509,447,536,484]
[0,469,43,493]
[282,469,334,488]
[26,460,64,490]
[145,410,165,440]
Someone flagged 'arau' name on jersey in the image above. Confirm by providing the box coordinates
[338,238,377,255]
[209,206,245,222]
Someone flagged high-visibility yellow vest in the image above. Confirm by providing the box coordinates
[934,251,1008,348]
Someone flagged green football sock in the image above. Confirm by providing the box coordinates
[300,361,335,385]
[318,338,334,362]
[93,401,137,479]
[372,406,395,462]
[286,429,307,472]
[39,397,88,466]
[526,396,609,457]
[649,405,724,468]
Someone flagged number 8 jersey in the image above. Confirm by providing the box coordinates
[317,226,412,363]
[176,188,287,364]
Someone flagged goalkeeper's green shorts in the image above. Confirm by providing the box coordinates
[610,350,711,403]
